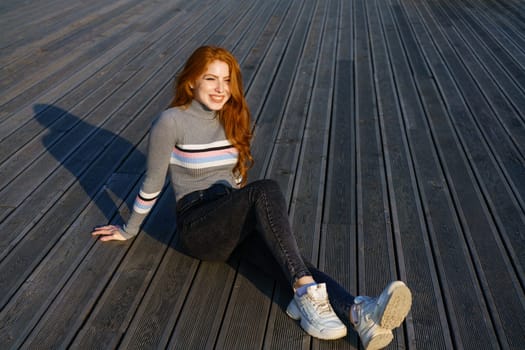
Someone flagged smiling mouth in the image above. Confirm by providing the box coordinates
[210,95,225,103]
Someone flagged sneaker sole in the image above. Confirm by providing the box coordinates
[365,332,394,350]
[300,318,347,340]
[376,281,412,330]
[363,334,394,350]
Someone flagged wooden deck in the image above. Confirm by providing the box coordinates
[1,0,524,348]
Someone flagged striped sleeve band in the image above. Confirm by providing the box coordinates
[132,189,161,214]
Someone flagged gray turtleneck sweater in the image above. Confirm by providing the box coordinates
[121,101,239,238]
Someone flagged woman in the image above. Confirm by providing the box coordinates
[92,46,412,349]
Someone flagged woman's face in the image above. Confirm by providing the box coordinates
[192,60,231,111]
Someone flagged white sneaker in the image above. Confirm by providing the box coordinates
[286,283,347,340]
[352,281,412,349]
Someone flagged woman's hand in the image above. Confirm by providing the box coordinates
[91,225,128,241]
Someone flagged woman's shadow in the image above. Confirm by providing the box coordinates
[32,104,155,234]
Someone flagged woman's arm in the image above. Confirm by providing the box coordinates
[91,110,176,241]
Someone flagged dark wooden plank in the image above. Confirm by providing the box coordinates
[397,0,517,348]
[166,262,238,350]
[0,0,61,21]
[483,0,525,34]
[0,0,146,104]
[440,0,525,152]
[395,4,497,350]
[69,189,178,349]
[354,0,398,302]
[116,247,199,350]
[371,0,454,348]
[21,186,176,349]
[321,0,355,233]
[425,0,525,198]
[0,173,141,349]
[0,0,77,46]
[433,0,525,286]
[0,0,137,61]
[268,0,327,258]
[411,1,525,347]
[463,0,525,87]
[248,0,316,180]
[320,0,360,347]
[0,31,142,140]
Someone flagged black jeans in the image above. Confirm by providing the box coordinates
[176,179,354,320]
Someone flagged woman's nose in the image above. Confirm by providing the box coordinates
[215,80,225,92]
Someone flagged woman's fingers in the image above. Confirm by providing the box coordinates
[91,225,116,236]
[92,225,116,232]
[91,225,127,241]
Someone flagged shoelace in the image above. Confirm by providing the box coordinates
[314,300,333,317]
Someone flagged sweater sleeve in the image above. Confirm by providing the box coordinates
[121,111,176,238]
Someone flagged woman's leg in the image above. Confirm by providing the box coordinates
[176,179,311,286]
[176,180,411,345]
[176,180,347,339]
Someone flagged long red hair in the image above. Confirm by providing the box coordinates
[170,46,253,186]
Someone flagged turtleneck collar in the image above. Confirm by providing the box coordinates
[186,100,217,120]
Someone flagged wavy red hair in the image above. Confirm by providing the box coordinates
[170,46,253,186]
